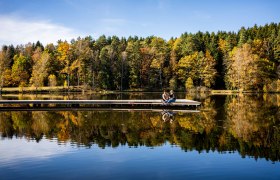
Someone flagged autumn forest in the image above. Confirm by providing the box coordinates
[0,23,280,91]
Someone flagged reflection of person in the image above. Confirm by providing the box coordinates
[167,90,176,103]
[162,90,169,103]
[161,110,174,123]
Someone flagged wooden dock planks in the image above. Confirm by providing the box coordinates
[0,99,201,106]
[0,107,201,112]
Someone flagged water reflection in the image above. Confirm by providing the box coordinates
[223,94,280,161]
[0,137,73,165]
[161,110,175,123]
[0,94,280,162]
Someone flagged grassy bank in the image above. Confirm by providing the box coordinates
[0,86,83,93]
[210,89,280,94]
[210,90,239,94]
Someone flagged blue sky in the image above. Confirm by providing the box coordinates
[0,0,279,46]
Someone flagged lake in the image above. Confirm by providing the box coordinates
[0,93,280,179]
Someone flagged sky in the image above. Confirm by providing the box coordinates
[0,0,279,46]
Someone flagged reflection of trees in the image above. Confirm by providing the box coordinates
[177,97,216,134]
[0,95,280,161]
[32,112,49,140]
[0,112,14,137]
[172,97,218,152]
[11,112,33,139]
[224,94,280,161]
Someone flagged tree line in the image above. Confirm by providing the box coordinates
[0,23,280,91]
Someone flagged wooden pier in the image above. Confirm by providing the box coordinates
[0,107,200,113]
[0,99,201,109]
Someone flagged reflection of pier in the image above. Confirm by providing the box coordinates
[0,99,201,108]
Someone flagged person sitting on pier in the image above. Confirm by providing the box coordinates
[162,90,169,103]
[166,90,176,103]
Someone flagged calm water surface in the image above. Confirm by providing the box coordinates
[0,93,280,179]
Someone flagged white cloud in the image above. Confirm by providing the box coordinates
[0,15,84,46]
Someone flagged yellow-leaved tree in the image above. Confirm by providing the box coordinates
[57,41,71,88]
[225,43,274,91]
[177,51,216,89]
[30,47,50,89]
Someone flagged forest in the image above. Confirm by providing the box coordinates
[0,23,280,91]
